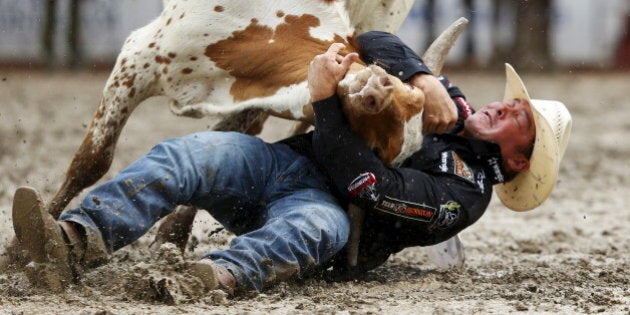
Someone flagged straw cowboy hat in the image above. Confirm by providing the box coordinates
[495,64,573,211]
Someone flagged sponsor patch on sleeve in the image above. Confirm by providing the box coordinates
[455,97,474,119]
[434,201,461,229]
[347,172,379,201]
[374,196,437,222]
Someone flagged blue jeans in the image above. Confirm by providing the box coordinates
[59,131,350,291]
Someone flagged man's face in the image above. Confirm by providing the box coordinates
[463,98,536,172]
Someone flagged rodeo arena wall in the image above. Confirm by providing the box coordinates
[0,0,628,68]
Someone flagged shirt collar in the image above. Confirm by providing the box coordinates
[423,134,507,184]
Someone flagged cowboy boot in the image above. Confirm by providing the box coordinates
[12,186,85,292]
[189,259,236,295]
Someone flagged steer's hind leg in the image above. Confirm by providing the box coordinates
[5,53,159,270]
[212,108,270,135]
[47,33,162,218]
[151,205,198,254]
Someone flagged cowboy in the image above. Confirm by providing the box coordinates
[11,32,572,294]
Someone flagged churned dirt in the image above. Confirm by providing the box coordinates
[0,69,628,314]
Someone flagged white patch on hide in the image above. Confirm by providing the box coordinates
[390,111,424,167]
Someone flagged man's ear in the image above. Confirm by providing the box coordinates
[505,154,530,173]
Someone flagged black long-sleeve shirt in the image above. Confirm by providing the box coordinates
[282,31,507,272]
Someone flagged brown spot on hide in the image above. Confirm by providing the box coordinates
[190,56,198,61]
[121,58,127,66]
[143,63,150,69]
[94,106,105,120]
[162,67,169,74]
[166,18,172,26]
[168,52,177,59]
[182,68,193,74]
[276,10,285,18]
[155,55,171,64]
[179,13,185,19]
[149,42,156,48]
[204,14,353,102]
[214,5,224,12]
[122,73,136,88]
[128,87,136,98]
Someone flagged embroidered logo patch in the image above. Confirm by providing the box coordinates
[374,196,437,222]
[438,151,475,183]
[347,172,379,201]
[487,157,505,183]
[476,170,486,193]
[452,152,474,182]
[435,201,461,229]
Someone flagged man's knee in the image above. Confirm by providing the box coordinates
[296,204,350,250]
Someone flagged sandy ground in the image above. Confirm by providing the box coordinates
[0,69,628,314]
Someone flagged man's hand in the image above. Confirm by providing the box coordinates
[308,43,360,102]
[410,74,457,134]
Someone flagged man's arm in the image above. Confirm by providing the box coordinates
[311,94,474,235]
[308,46,473,234]
[356,31,462,134]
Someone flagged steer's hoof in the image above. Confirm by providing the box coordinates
[151,205,198,254]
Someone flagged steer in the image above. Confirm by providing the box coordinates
[46,0,423,218]
[6,1,468,268]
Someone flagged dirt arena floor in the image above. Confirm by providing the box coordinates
[0,69,627,314]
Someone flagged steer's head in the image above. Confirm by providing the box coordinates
[338,18,469,166]
[338,65,426,165]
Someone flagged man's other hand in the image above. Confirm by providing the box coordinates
[410,74,457,134]
[308,43,360,102]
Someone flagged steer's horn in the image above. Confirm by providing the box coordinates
[422,17,469,76]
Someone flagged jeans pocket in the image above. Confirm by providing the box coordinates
[277,157,327,191]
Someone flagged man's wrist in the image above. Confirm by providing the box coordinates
[313,95,345,128]
[311,92,336,103]
[409,73,440,92]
